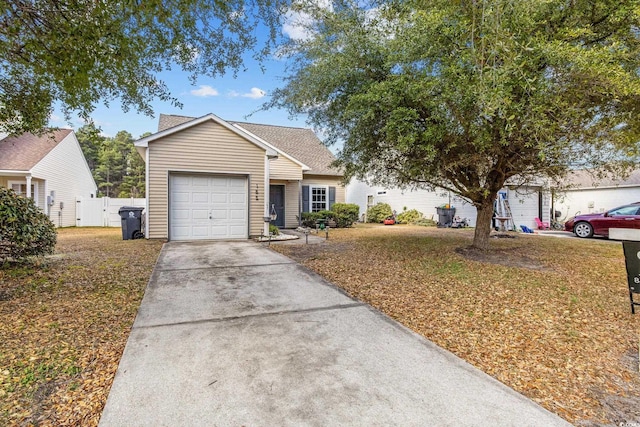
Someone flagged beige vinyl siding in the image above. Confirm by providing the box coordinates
[31,133,97,227]
[148,120,266,239]
[269,156,303,180]
[302,175,346,212]
[271,180,301,228]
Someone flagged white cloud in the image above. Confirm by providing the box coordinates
[228,88,266,99]
[281,0,333,41]
[191,85,219,97]
[242,87,266,99]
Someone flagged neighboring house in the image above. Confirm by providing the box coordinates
[0,129,98,227]
[554,169,640,219]
[347,180,551,229]
[134,113,345,241]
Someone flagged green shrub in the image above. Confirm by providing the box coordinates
[366,203,393,223]
[0,187,57,262]
[300,212,324,227]
[331,203,360,227]
[414,218,437,227]
[396,208,424,224]
[269,224,279,235]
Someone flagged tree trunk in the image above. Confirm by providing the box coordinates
[472,202,495,251]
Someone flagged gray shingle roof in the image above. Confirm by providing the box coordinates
[157,114,341,176]
[158,114,194,132]
[0,129,72,171]
[566,169,640,188]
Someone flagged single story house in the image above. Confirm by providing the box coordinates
[347,180,551,229]
[0,129,97,227]
[553,169,640,219]
[134,113,345,241]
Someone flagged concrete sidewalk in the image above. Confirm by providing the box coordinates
[100,241,571,427]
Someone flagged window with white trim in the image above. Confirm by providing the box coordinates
[310,186,328,212]
[8,181,37,202]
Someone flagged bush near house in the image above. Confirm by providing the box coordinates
[330,203,360,228]
[0,187,56,262]
[366,203,393,223]
[300,203,360,228]
[396,208,424,224]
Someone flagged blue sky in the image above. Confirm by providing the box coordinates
[48,12,314,140]
[48,56,306,139]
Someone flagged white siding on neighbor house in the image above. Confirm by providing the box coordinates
[504,187,550,230]
[147,120,266,239]
[346,180,550,228]
[30,133,97,227]
[269,156,303,181]
[555,186,640,218]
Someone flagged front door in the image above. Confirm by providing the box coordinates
[269,185,285,228]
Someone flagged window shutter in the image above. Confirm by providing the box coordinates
[329,186,336,210]
[302,185,309,212]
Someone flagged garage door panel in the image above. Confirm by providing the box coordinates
[191,226,210,238]
[211,209,228,219]
[229,193,246,203]
[171,226,190,239]
[172,209,190,220]
[172,192,190,203]
[192,176,209,186]
[170,174,248,241]
[229,225,247,236]
[210,225,230,237]
[229,209,246,220]
[191,192,210,204]
[191,209,210,220]
[228,178,245,188]
[211,193,228,203]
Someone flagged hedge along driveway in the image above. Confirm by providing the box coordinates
[271,224,640,425]
[0,228,164,426]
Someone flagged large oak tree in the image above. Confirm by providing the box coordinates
[0,0,287,134]
[269,0,640,250]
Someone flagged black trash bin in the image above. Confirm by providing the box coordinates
[436,207,456,228]
[118,206,144,240]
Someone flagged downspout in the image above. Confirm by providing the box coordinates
[298,180,302,227]
[264,155,270,237]
[145,147,150,239]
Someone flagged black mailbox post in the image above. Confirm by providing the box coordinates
[622,241,640,314]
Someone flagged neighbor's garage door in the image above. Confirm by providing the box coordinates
[169,174,248,240]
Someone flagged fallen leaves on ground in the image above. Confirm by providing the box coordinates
[0,228,163,426]
[272,224,640,426]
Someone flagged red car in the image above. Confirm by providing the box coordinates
[564,202,640,238]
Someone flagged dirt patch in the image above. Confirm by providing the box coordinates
[456,246,550,271]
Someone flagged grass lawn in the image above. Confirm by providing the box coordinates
[0,228,164,426]
[272,224,640,426]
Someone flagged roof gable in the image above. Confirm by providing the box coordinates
[0,129,72,171]
[137,113,277,157]
[155,114,341,176]
[567,169,640,189]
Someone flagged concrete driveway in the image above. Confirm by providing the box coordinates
[100,241,571,427]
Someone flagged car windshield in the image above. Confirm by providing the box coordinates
[608,206,640,216]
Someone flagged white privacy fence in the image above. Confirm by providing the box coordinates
[76,197,146,227]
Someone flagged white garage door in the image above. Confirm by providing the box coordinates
[507,188,541,229]
[169,174,248,240]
